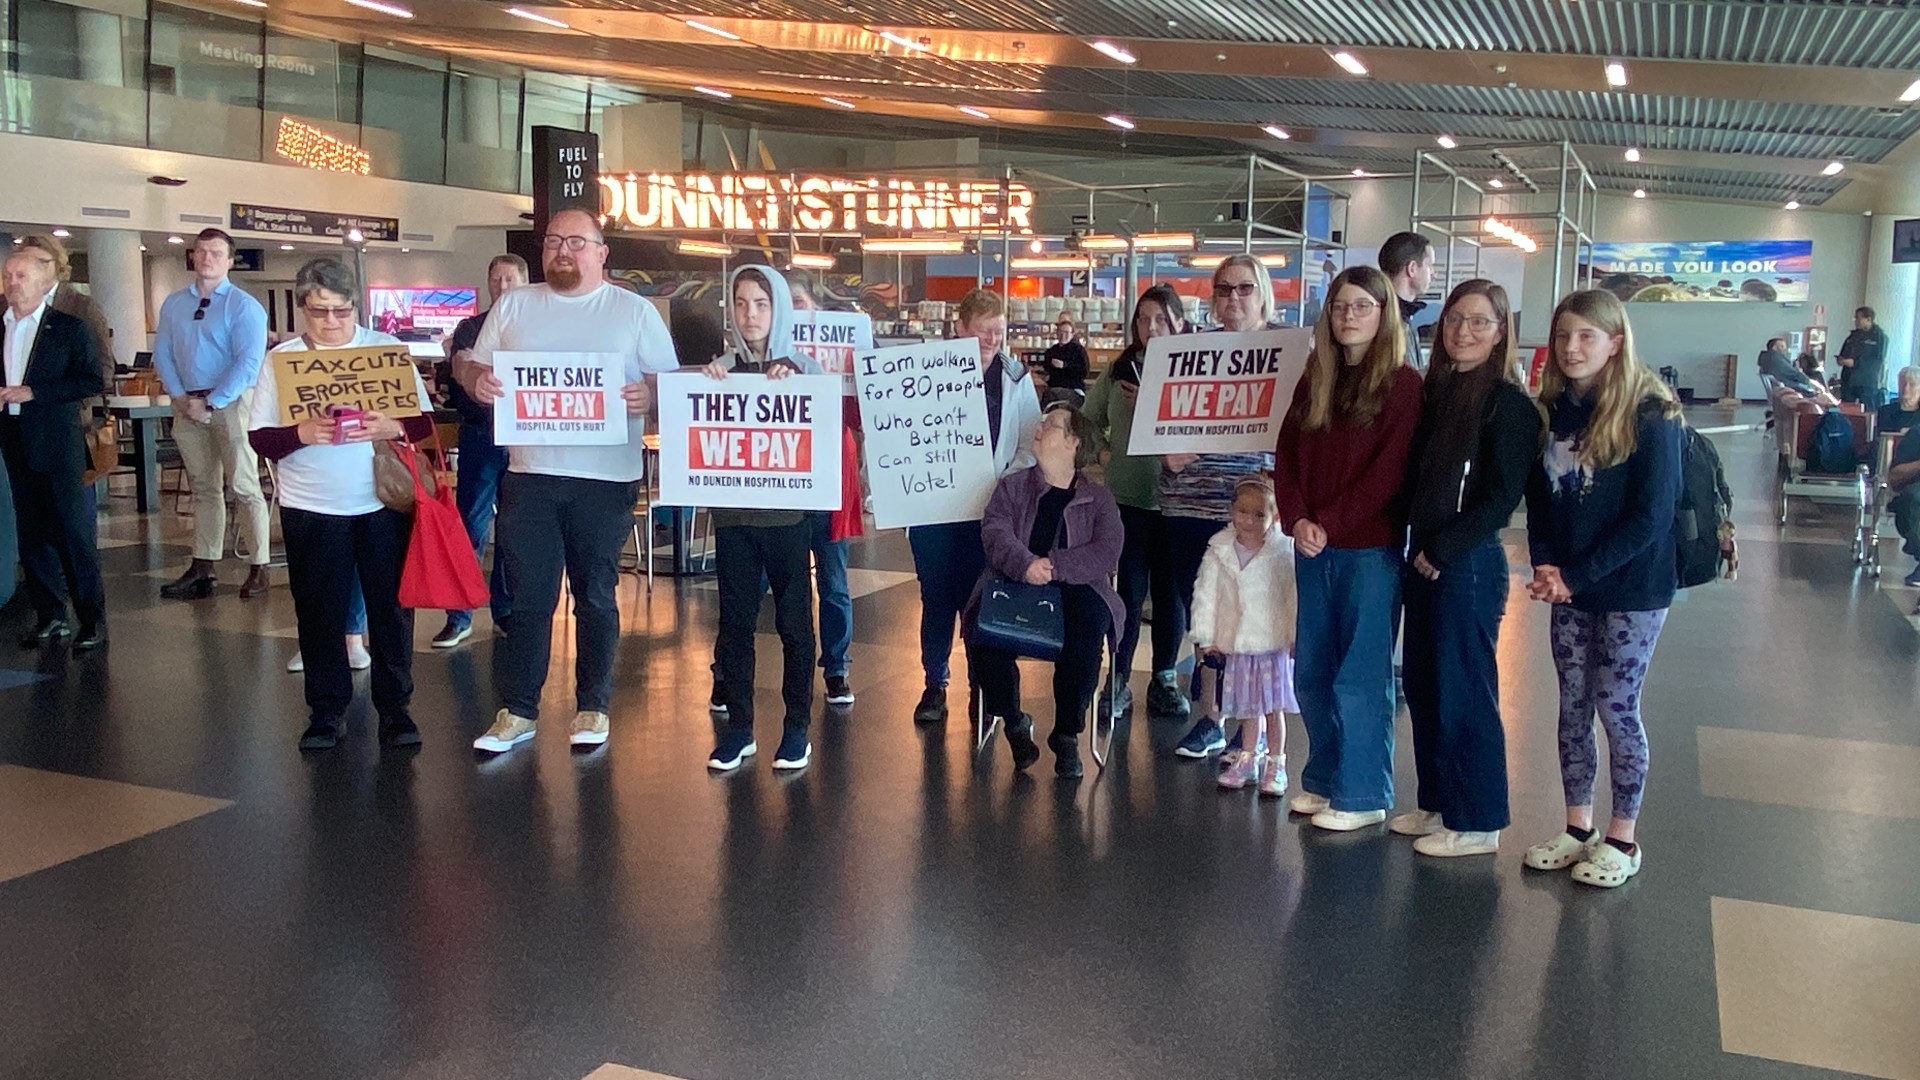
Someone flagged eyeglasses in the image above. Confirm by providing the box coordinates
[541,234,602,252]
[303,305,355,320]
[1442,313,1500,332]
[1212,282,1259,298]
[192,296,211,322]
[1328,300,1379,318]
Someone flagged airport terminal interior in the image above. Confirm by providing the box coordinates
[3,1,1920,1078]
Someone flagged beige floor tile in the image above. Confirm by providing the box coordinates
[583,1067,696,1080]
[1697,726,1920,820]
[1712,897,1920,1079]
[0,766,232,885]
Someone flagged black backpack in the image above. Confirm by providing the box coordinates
[1675,425,1732,588]
[1806,408,1860,474]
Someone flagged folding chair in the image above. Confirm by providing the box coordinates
[971,637,1127,771]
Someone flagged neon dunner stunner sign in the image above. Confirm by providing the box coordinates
[599,173,1035,235]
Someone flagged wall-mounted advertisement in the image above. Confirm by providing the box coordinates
[1581,240,1812,303]
[368,287,478,335]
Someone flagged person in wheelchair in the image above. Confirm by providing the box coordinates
[963,404,1123,779]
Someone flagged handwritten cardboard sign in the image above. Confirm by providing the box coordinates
[1125,328,1311,455]
[273,344,427,425]
[791,310,874,392]
[852,339,997,529]
[656,371,842,511]
[492,351,628,446]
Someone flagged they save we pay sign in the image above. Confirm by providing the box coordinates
[655,372,843,511]
[1125,328,1310,455]
[492,352,627,445]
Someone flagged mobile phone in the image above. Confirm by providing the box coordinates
[329,405,365,444]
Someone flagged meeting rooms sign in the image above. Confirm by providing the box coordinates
[599,173,1037,235]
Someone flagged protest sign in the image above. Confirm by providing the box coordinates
[791,310,874,392]
[273,344,427,425]
[656,372,842,511]
[1126,328,1310,455]
[492,351,627,446]
[852,339,997,530]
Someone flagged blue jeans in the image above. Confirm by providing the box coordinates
[346,577,366,636]
[908,519,986,686]
[1402,540,1510,832]
[1294,546,1403,812]
[446,424,511,629]
[812,513,853,677]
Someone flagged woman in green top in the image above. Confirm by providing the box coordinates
[1085,283,1189,714]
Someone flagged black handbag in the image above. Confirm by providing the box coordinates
[971,578,1065,661]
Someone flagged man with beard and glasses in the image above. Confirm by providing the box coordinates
[455,209,676,753]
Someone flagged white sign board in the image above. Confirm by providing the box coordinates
[656,371,843,511]
[1126,329,1310,455]
[853,339,998,529]
[791,310,874,392]
[492,351,627,446]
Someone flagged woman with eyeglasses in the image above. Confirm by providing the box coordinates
[1272,265,1423,831]
[1164,257,1276,755]
[1390,281,1542,857]
[1083,283,1188,715]
[248,258,434,751]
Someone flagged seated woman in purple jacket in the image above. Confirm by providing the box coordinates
[963,404,1124,779]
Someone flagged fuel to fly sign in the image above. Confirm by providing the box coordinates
[599,173,1036,234]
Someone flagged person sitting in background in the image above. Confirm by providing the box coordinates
[1759,336,1835,405]
[1042,315,1090,407]
[1876,367,1920,435]
[1885,422,1920,587]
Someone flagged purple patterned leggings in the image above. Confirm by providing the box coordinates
[1548,607,1669,821]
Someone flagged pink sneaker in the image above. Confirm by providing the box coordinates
[1217,750,1259,791]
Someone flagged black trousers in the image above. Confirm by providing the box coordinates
[967,582,1113,737]
[1116,503,1167,673]
[716,520,815,732]
[1893,491,1920,561]
[281,505,413,725]
[0,420,104,626]
[1154,513,1220,674]
[493,472,637,720]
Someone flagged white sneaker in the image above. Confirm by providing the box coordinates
[1389,810,1442,837]
[568,710,610,747]
[1288,791,1330,816]
[1524,831,1604,871]
[286,651,304,673]
[1414,829,1501,857]
[1571,842,1643,887]
[1257,755,1288,797]
[473,709,536,753]
[348,641,372,670]
[1310,808,1387,832]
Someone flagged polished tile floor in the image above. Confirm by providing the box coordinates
[1,406,1916,1080]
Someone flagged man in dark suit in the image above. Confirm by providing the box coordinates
[2,249,108,649]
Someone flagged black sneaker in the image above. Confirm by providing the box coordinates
[773,728,812,770]
[1049,731,1083,779]
[707,728,757,772]
[298,719,342,751]
[1145,671,1191,719]
[825,675,856,706]
[913,683,948,725]
[432,618,473,649]
[1097,682,1133,717]
[709,682,729,718]
[1004,713,1040,771]
[380,716,422,748]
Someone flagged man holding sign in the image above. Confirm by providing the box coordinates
[457,208,676,755]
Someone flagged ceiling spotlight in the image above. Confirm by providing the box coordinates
[1090,40,1137,64]
[1823,161,1845,175]
[958,105,990,120]
[1103,114,1135,130]
[1436,134,1457,149]
[506,7,568,28]
[684,18,740,40]
[166,235,184,244]
[821,96,856,109]
[876,30,930,52]
[787,251,836,270]
[229,0,267,7]
[1028,238,1044,253]
[1487,178,1504,189]
[693,85,734,99]
[675,238,736,258]
[1352,167,1368,177]
[343,0,413,18]
[1605,59,1628,87]
[1330,50,1368,76]
[1902,78,1920,103]
[1633,188,1647,199]
[1625,146,1641,162]
[1261,125,1291,140]
[51,228,70,238]
[1785,200,1800,210]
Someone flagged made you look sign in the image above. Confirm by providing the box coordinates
[656,371,842,511]
[274,344,426,425]
[1126,328,1311,455]
[492,352,628,445]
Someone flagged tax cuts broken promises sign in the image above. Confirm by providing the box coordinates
[273,344,427,425]
[1126,328,1310,455]
[852,339,997,530]
[656,371,842,511]
[492,351,627,445]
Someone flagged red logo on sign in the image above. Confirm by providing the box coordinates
[1157,379,1275,422]
[515,390,605,421]
[690,427,814,472]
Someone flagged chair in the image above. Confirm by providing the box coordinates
[1862,431,1905,577]
[971,635,1126,771]
[1775,403,1874,560]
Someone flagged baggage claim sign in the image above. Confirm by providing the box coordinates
[598,172,1036,234]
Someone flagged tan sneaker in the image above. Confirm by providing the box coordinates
[1288,791,1330,816]
[473,709,536,753]
[1389,810,1442,837]
[569,710,610,747]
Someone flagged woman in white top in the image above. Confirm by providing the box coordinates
[248,258,435,751]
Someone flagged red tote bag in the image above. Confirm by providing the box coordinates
[391,444,491,611]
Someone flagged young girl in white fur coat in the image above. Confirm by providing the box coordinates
[1189,478,1299,795]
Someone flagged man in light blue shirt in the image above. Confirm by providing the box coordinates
[153,227,272,599]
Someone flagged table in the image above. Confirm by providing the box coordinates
[108,404,170,513]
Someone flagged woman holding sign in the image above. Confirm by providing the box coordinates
[1272,265,1423,831]
[908,289,1044,726]
[248,258,435,751]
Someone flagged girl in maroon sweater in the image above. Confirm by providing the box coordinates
[1272,265,1424,831]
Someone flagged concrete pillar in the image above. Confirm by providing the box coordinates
[74,9,125,87]
[84,228,146,368]
[462,75,502,147]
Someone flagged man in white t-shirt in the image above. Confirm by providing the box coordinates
[456,209,675,752]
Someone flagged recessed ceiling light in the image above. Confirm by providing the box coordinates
[693,85,733,99]
[1487,178,1504,189]
[1624,146,1641,162]
[1261,125,1291,140]
[1633,188,1646,199]
[821,96,856,110]
[1605,59,1628,87]
[1436,134,1457,149]
[1029,238,1044,253]
[876,30,929,52]
[958,105,990,120]
[507,7,568,28]
[1103,114,1135,130]
[229,0,267,7]
[1902,78,1920,103]
[1785,200,1800,210]
[1352,167,1368,177]
[166,235,184,244]
[280,244,295,250]
[1330,50,1368,76]
[1823,161,1845,175]
[51,228,70,238]
[1090,41,1137,64]
[685,18,739,40]
[344,0,413,18]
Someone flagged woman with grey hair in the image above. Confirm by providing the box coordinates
[247,258,436,751]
